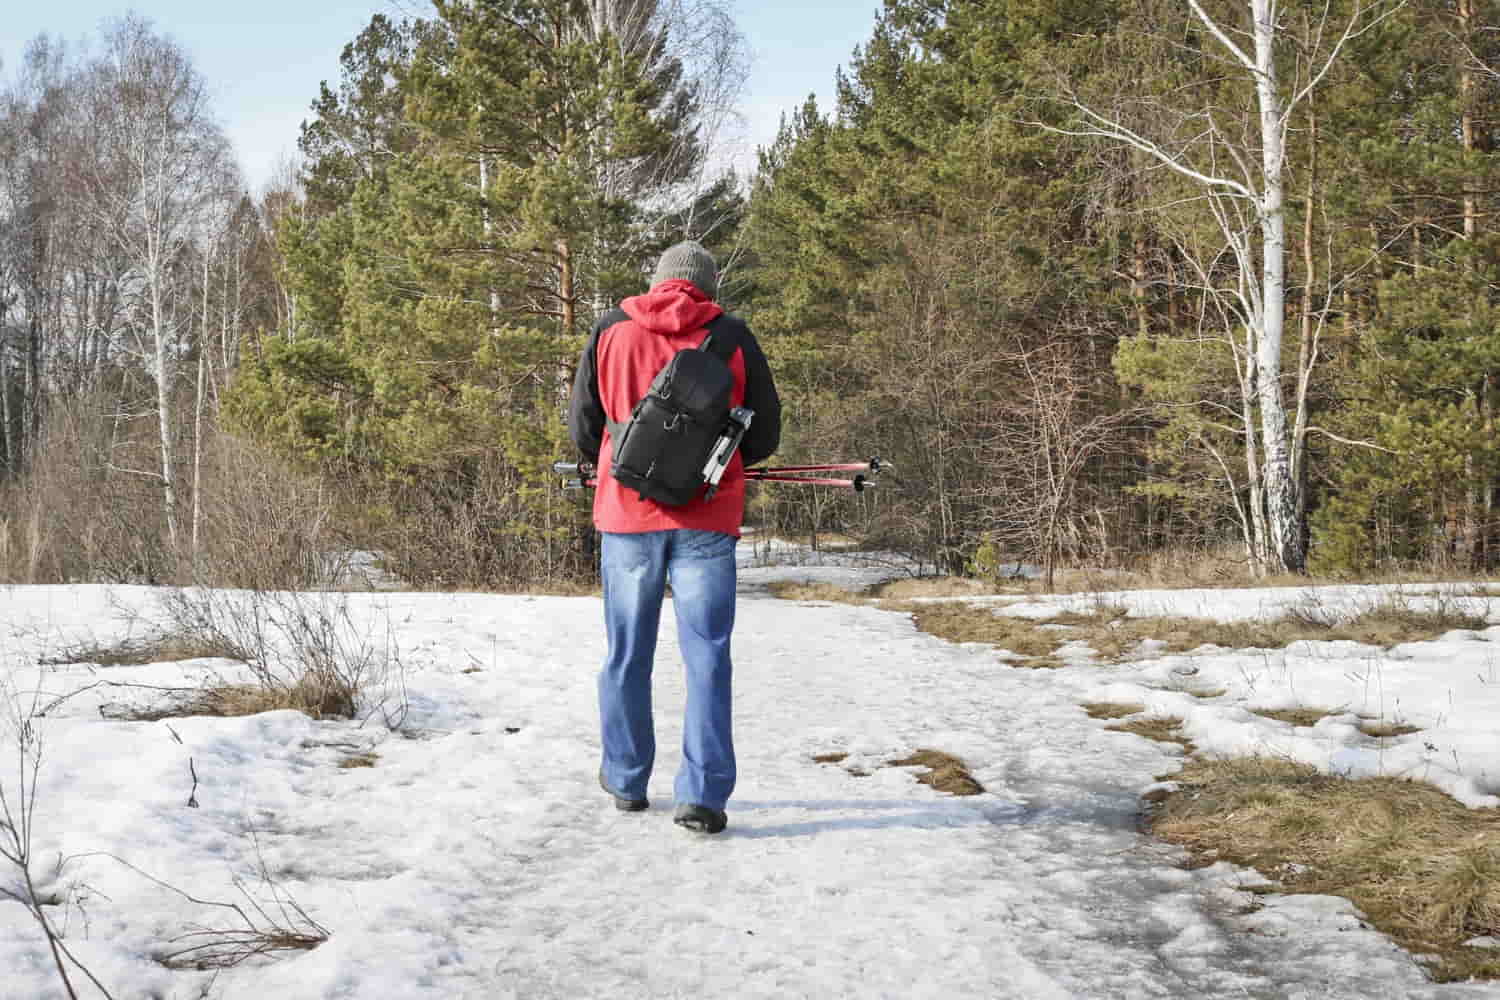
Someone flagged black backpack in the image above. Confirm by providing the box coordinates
[606,317,742,506]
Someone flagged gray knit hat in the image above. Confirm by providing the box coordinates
[651,240,718,299]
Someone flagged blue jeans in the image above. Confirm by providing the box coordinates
[598,529,737,811]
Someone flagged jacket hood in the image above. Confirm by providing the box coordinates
[621,279,723,335]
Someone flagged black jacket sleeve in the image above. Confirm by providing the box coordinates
[738,324,781,466]
[567,311,624,462]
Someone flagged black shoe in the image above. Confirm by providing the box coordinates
[599,769,648,812]
[673,803,727,834]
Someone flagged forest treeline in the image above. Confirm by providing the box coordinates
[1,0,1497,590]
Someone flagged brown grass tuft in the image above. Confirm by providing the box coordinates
[1082,702,1145,720]
[1359,719,1424,739]
[1182,687,1228,699]
[871,577,996,600]
[1250,707,1342,728]
[895,591,1489,669]
[338,752,379,769]
[812,752,849,764]
[891,602,1062,659]
[1149,757,1500,981]
[106,679,358,722]
[767,580,871,603]
[42,632,248,667]
[1105,716,1196,754]
[886,749,985,796]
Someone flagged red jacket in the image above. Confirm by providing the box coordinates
[567,280,781,535]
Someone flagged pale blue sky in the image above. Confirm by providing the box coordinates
[0,1,879,192]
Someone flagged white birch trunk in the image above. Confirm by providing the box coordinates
[151,277,179,550]
[1250,0,1304,572]
[191,248,210,569]
[1054,1,1395,573]
[0,319,13,474]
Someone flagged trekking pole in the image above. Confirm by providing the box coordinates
[552,456,889,492]
[747,472,877,492]
[745,457,889,476]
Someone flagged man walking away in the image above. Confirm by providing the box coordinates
[567,241,780,834]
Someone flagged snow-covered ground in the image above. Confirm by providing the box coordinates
[1,546,1498,999]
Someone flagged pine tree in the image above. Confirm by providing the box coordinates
[227,1,731,585]
[744,0,1131,572]
[1311,0,1500,571]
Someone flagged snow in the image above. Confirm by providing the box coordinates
[1,552,1498,999]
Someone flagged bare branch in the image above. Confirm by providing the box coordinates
[1304,426,1404,454]
[1186,0,1258,73]
[1037,104,1257,200]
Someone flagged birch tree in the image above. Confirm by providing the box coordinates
[1046,0,1402,573]
[72,16,234,550]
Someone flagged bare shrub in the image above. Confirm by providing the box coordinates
[365,455,590,592]
[153,588,404,724]
[973,341,1139,590]
[190,434,347,591]
[0,399,357,591]
[0,390,173,585]
[0,679,117,999]
[103,854,330,971]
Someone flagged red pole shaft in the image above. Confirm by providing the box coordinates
[747,462,873,474]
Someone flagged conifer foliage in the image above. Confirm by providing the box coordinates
[743,0,1500,578]
[7,0,1497,586]
[227,2,741,586]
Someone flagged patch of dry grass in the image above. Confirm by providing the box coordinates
[1059,544,1500,593]
[1182,687,1228,699]
[1149,757,1500,982]
[1359,719,1424,739]
[889,595,1488,668]
[104,679,358,722]
[1283,594,1490,645]
[1250,707,1342,728]
[769,573,1489,672]
[1082,702,1145,720]
[1105,716,1196,754]
[338,752,379,769]
[41,632,249,667]
[813,747,983,793]
[767,581,873,603]
[893,602,1061,657]
[810,750,871,776]
[886,749,985,796]
[872,577,996,600]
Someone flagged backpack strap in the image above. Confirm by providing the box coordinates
[697,314,737,362]
[604,315,737,441]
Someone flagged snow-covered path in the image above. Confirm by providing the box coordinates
[2,572,1498,999]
